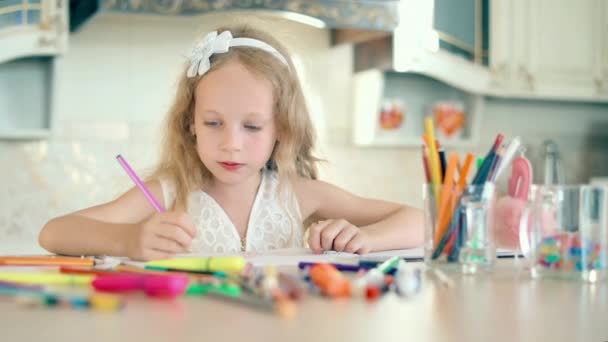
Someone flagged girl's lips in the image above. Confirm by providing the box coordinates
[219,162,243,171]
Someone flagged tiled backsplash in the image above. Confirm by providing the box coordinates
[1,13,608,253]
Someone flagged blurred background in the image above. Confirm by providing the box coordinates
[1,0,607,253]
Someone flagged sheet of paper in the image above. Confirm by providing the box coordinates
[113,247,517,268]
[116,248,424,267]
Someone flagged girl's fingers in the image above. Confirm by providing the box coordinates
[332,226,359,252]
[344,235,364,254]
[160,212,198,238]
[320,222,346,251]
[307,220,333,253]
[146,250,174,261]
[355,246,371,255]
[320,220,352,251]
[148,236,186,254]
[156,225,193,249]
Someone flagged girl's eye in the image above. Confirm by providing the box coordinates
[204,121,221,127]
[244,124,262,131]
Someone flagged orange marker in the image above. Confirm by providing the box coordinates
[0,256,94,267]
[308,264,351,298]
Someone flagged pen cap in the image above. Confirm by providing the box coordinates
[92,274,189,298]
[142,274,189,297]
[92,274,143,292]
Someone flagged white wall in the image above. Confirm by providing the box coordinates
[1,12,607,253]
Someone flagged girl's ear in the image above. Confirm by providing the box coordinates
[190,124,196,136]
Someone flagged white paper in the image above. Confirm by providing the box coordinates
[109,247,518,268]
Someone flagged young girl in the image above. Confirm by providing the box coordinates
[39,25,424,261]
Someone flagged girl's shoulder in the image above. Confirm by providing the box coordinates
[291,176,332,193]
[291,176,330,204]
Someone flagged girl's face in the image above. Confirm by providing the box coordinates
[193,60,277,187]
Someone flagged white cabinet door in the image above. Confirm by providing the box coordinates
[490,0,607,101]
[599,1,608,94]
[521,0,602,98]
[489,0,515,90]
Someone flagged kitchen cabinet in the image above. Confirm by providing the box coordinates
[0,0,67,139]
[0,0,67,63]
[390,0,491,94]
[489,0,608,101]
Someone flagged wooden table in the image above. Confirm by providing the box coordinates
[1,260,606,342]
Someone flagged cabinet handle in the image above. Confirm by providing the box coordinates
[595,78,604,93]
[39,36,56,47]
[519,65,535,90]
[491,63,507,80]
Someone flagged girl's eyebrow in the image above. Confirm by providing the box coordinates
[201,109,222,116]
[244,112,272,120]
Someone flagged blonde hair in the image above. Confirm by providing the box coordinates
[150,25,320,209]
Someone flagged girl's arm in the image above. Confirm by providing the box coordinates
[294,178,424,253]
[39,181,197,260]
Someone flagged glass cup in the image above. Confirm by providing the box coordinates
[424,182,496,274]
[519,185,608,282]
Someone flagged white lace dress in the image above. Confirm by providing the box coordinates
[159,170,304,253]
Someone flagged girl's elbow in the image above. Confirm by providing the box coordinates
[38,219,57,252]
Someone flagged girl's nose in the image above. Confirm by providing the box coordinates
[221,127,242,151]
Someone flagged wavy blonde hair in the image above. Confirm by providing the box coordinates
[149,25,320,209]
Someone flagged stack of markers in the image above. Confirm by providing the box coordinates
[422,117,523,263]
[0,255,430,315]
[0,255,301,317]
[0,256,125,311]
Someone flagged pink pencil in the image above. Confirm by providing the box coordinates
[116,154,165,212]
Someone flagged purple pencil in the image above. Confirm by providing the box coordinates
[116,154,165,212]
[298,262,369,272]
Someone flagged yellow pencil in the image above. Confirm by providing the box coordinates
[424,117,442,208]
[0,272,94,286]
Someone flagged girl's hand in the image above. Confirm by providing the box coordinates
[126,211,197,261]
[307,219,372,254]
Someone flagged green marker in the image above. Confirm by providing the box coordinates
[186,283,242,297]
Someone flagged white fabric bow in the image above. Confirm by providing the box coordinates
[187,31,233,78]
[187,30,289,78]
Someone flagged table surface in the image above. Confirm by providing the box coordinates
[1,260,607,342]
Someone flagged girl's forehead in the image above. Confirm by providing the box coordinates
[194,61,275,116]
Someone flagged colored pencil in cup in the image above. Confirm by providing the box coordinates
[116,154,165,212]
[424,118,442,209]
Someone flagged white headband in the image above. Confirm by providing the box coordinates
[187,30,289,78]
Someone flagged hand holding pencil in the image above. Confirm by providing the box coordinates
[125,211,197,261]
[116,155,198,261]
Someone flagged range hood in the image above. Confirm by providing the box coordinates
[70,0,399,32]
